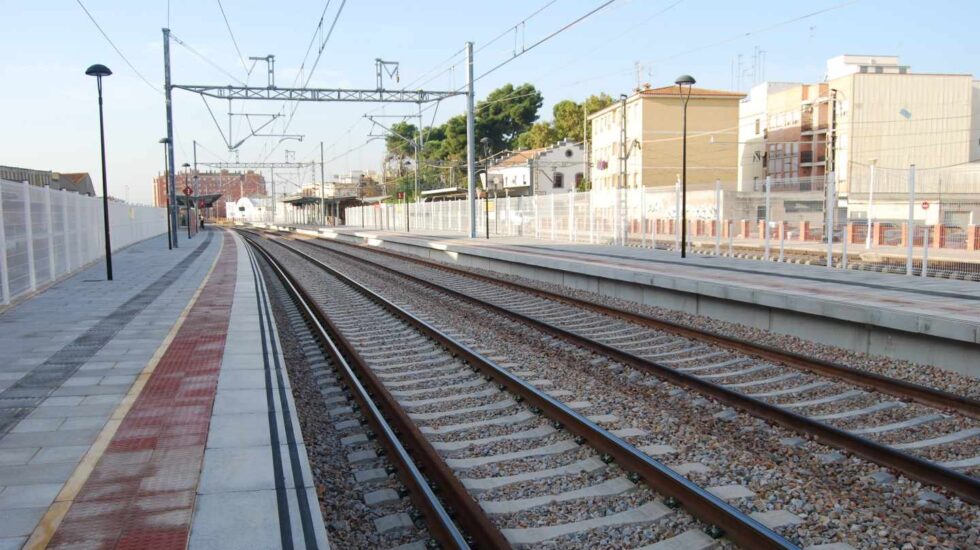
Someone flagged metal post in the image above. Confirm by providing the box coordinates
[841,219,849,270]
[680,94,689,258]
[674,177,681,250]
[640,186,647,247]
[44,186,55,281]
[728,220,734,256]
[921,224,929,278]
[320,141,326,226]
[163,28,178,248]
[906,164,916,276]
[94,75,113,279]
[569,188,576,242]
[618,95,627,246]
[550,193,556,240]
[865,162,875,249]
[0,181,9,304]
[465,42,477,238]
[779,230,786,262]
[764,175,771,261]
[22,182,36,291]
[714,178,721,255]
[485,193,490,238]
[271,166,276,224]
[185,170,191,239]
[826,171,836,268]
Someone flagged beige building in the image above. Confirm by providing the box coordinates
[739,55,980,196]
[588,85,744,192]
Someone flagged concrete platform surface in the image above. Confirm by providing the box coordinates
[0,229,327,549]
[275,225,980,376]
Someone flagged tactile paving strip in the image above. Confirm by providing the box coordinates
[47,232,236,550]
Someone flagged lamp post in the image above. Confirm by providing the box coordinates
[181,163,191,238]
[86,63,113,280]
[192,174,200,236]
[158,138,172,250]
[675,74,696,258]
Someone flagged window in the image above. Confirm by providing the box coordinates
[755,119,760,135]
[554,173,564,189]
[564,149,573,158]
[575,172,584,187]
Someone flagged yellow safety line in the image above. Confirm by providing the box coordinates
[23,232,226,550]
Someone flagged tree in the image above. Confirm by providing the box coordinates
[516,122,559,149]
[476,83,543,153]
[552,100,583,142]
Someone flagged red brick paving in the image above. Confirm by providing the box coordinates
[48,232,236,550]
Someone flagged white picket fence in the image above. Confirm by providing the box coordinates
[0,179,167,304]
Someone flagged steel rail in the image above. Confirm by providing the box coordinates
[276,233,980,505]
[248,230,798,550]
[296,232,980,420]
[241,233,476,549]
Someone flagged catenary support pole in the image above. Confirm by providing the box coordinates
[320,141,326,226]
[866,162,876,249]
[465,42,477,238]
[163,28,178,248]
[715,178,721,255]
[764,175,771,261]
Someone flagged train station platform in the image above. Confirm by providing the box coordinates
[0,229,327,549]
[270,224,980,378]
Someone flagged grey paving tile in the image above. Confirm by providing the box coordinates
[0,462,75,485]
[0,536,27,550]
[0,507,46,538]
[26,405,114,419]
[0,449,38,466]
[59,416,107,431]
[0,482,62,509]
[29,445,90,465]
[79,395,124,406]
[205,413,272,449]
[10,418,65,433]
[189,490,283,550]
[38,396,83,407]
[212,389,279,415]
[0,429,100,449]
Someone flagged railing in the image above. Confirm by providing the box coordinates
[0,179,167,305]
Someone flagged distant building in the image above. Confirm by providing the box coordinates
[152,170,266,218]
[224,196,270,223]
[487,140,585,196]
[588,85,745,192]
[0,166,96,196]
[738,55,980,196]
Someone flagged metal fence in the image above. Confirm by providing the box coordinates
[341,169,980,282]
[0,179,167,304]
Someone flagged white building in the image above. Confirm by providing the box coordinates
[487,140,585,196]
[225,196,270,223]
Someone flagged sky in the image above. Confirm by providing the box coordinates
[2,0,980,205]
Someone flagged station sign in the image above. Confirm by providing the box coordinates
[183,187,193,196]
[921,201,930,210]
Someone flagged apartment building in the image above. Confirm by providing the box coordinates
[153,170,266,218]
[739,55,979,197]
[588,85,744,192]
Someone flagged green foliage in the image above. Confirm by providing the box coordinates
[383,84,612,194]
[516,122,559,149]
[475,83,543,152]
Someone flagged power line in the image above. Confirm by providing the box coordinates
[75,0,161,94]
[216,0,249,76]
[170,32,246,85]
[471,0,617,87]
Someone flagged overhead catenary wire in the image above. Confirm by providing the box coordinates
[75,0,161,94]
[170,32,247,86]
[216,0,250,76]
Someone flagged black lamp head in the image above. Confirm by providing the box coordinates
[85,64,113,78]
[674,74,696,87]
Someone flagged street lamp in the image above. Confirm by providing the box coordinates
[181,162,191,238]
[675,74,696,258]
[86,63,113,280]
[158,138,172,250]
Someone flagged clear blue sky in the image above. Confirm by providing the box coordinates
[3,0,979,204]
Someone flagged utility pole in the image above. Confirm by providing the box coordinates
[583,106,589,190]
[163,28,178,248]
[320,141,326,225]
[465,41,477,238]
[271,166,276,223]
[618,94,628,245]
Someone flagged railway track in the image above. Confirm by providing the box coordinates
[241,229,796,549]
[258,228,980,506]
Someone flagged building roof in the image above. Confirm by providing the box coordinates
[55,173,96,196]
[495,147,549,168]
[638,85,745,98]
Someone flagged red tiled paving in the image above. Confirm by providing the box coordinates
[47,232,236,550]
